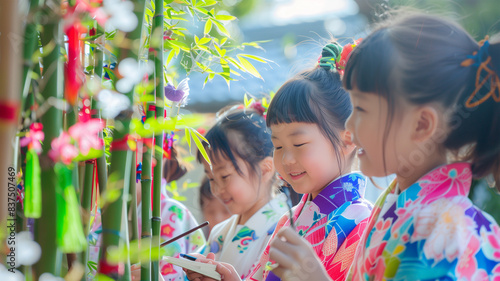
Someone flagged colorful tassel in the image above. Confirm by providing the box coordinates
[24,149,41,218]
[55,163,87,253]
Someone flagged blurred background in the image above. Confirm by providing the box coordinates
[166,0,500,223]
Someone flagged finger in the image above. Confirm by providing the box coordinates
[268,247,296,270]
[206,252,216,260]
[276,227,305,246]
[187,253,207,260]
[270,267,288,280]
[186,271,204,281]
[270,235,300,259]
[131,263,140,270]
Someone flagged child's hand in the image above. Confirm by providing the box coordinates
[131,263,140,281]
[131,263,166,281]
[183,253,241,281]
[269,227,331,281]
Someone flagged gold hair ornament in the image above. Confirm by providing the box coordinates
[461,35,500,108]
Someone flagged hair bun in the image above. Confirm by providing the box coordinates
[319,42,343,71]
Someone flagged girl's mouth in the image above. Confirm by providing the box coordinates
[222,198,233,205]
[289,171,306,180]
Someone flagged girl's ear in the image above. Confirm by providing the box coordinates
[260,156,275,182]
[411,106,440,143]
[341,130,356,155]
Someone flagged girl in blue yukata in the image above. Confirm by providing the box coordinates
[185,41,373,281]
[196,107,290,279]
[267,12,500,281]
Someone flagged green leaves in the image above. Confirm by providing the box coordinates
[237,55,262,79]
[204,19,212,34]
[185,127,211,166]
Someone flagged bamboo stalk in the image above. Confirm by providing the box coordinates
[98,0,147,279]
[21,0,41,116]
[129,151,139,243]
[140,109,155,281]
[0,0,22,251]
[151,0,164,279]
[33,0,64,277]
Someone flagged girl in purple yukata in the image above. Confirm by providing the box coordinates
[185,41,374,281]
[268,11,500,281]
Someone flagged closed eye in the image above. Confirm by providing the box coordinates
[294,143,307,147]
[355,106,365,112]
[274,146,282,150]
[221,174,230,179]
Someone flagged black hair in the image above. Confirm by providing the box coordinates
[163,146,187,183]
[199,176,213,208]
[197,108,274,182]
[266,46,353,169]
[344,11,500,190]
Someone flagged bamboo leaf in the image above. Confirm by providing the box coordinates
[214,44,226,57]
[197,37,211,45]
[190,127,209,143]
[215,15,236,21]
[237,55,262,79]
[212,20,230,37]
[185,127,192,151]
[166,50,176,66]
[189,128,211,165]
[204,19,212,35]
[226,56,243,70]
[244,93,250,107]
[238,54,268,63]
[199,0,217,6]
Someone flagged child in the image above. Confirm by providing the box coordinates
[271,12,500,281]
[197,108,290,279]
[89,145,206,281]
[199,176,232,237]
[135,145,206,281]
[186,41,373,281]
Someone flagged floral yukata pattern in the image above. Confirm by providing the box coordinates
[247,172,373,281]
[202,194,289,279]
[348,162,500,281]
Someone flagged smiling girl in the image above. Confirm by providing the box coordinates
[185,41,373,281]
[197,108,289,279]
[268,11,500,281]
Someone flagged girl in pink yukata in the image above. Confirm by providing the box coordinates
[185,41,373,281]
[267,11,500,281]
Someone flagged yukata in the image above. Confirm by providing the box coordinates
[347,162,500,280]
[202,194,289,279]
[137,191,206,281]
[248,172,373,281]
[87,189,206,281]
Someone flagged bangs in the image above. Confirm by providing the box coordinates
[343,28,398,97]
[197,125,243,174]
[266,77,319,127]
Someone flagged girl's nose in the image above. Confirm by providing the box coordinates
[282,149,296,166]
[210,182,223,197]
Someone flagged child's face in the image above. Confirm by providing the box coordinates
[202,155,267,221]
[346,89,416,178]
[270,122,343,199]
[201,197,231,232]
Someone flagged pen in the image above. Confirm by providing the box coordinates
[161,221,209,247]
[180,253,197,261]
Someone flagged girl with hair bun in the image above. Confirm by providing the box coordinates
[266,11,500,281]
[185,40,373,281]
